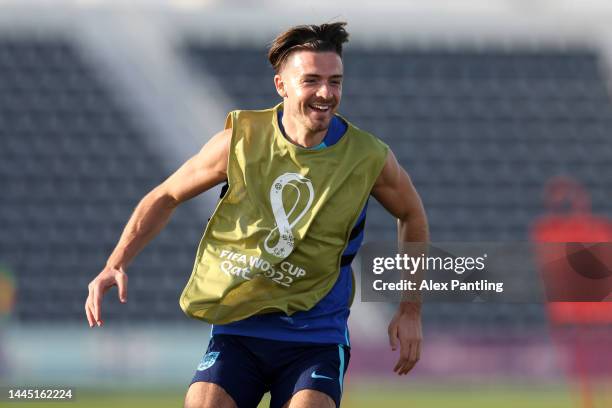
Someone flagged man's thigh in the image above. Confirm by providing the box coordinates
[282,389,335,408]
[184,382,236,408]
[270,343,349,408]
[189,335,267,408]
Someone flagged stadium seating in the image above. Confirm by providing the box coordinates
[0,37,204,322]
[3,36,611,329]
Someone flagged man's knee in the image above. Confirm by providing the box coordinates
[283,389,336,408]
[184,382,237,408]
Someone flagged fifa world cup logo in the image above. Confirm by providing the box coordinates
[264,173,314,258]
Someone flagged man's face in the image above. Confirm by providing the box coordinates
[274,50,343,134]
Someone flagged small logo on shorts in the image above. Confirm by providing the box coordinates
[197,351,220,371]
[311,371,334,380]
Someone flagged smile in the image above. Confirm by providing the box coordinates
[309,103,331,112]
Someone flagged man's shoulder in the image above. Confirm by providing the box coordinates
[343,119,388,151]
[225,105,278,130]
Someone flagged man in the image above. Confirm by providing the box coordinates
[85,22,428,408]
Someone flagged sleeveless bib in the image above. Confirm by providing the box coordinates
[180,103,388,324]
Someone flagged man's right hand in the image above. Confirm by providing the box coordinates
[85,266,128,327]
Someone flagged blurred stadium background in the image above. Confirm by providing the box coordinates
[1,0,612,407]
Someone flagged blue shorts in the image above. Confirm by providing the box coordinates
[190,334,350,408]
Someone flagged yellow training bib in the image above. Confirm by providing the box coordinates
[180,103,388,324]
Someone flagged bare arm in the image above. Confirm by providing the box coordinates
[371,150,429,243]
[371,149,429,375]
[85,128,231,327]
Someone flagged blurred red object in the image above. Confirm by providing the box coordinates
[531,176,612,324]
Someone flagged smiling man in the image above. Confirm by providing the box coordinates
[85,22,428,408]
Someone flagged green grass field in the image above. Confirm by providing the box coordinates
[6,381,610,408]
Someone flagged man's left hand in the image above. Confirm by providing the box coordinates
[388,305,422,375]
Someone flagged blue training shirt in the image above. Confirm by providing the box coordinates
[211,111,368,346]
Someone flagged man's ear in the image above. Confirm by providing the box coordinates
[274,74,287,98]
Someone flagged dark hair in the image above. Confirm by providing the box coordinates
[268,22,349,73]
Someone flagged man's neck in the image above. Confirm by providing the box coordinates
[281,114,326,148]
